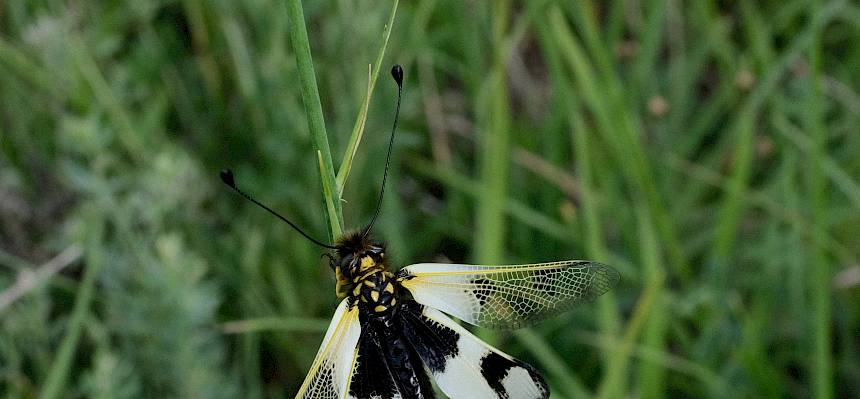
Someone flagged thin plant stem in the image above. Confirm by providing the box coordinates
[286,0,343,240]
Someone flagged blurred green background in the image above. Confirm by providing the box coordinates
[2,0,859,398]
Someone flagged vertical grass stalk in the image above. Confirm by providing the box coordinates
[633,207,667,399]
[472,0,511,348]
[805,2,832,398]
[474,1,511,265]
[286,0,343,239]
[337,0,400,194]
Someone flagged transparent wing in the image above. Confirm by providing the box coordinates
[397,261,620,329]
[295,299,362,399]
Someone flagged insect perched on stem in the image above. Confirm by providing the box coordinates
[221,65,620,399]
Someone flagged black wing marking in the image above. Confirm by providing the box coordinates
[396,301,549,399]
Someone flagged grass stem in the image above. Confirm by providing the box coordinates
[286,0,343,239]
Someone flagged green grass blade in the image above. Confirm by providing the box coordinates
[336,0,400,195]
[286,0,343,239]
[805,2,832,398]
[474,0,511,265]
[549,5,690,281]
[633,207,667,399]
[711,0,844,260]
[40,213,104,399]
[318,151,343,239]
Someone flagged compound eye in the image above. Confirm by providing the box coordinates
[348,257,361,272]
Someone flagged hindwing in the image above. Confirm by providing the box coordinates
[396,301,549,399]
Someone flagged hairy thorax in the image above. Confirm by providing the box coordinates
[332,232,401,316]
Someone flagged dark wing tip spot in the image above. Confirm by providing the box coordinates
[480,352,511,398]
[480,353,550,399]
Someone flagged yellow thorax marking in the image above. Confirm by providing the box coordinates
[338,267,390,300]
[360,256,375,270]
[353,263,385,284]
[335,267,349,298]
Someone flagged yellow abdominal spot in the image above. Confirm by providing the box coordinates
[374,305,387,312]
[370,291,379,302]
[384,283,394,294]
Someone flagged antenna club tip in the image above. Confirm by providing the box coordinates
[391,64,403,87]
[220,169,236,188]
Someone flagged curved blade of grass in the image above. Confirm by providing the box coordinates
[286,0,342,238]
[336,0,400,195]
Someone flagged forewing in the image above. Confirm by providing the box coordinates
[296,299,362,399]
[398,261,620,329]
[397,301,549,399]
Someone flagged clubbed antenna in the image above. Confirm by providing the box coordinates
[363,64,403,238]
[220,169,338,249]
